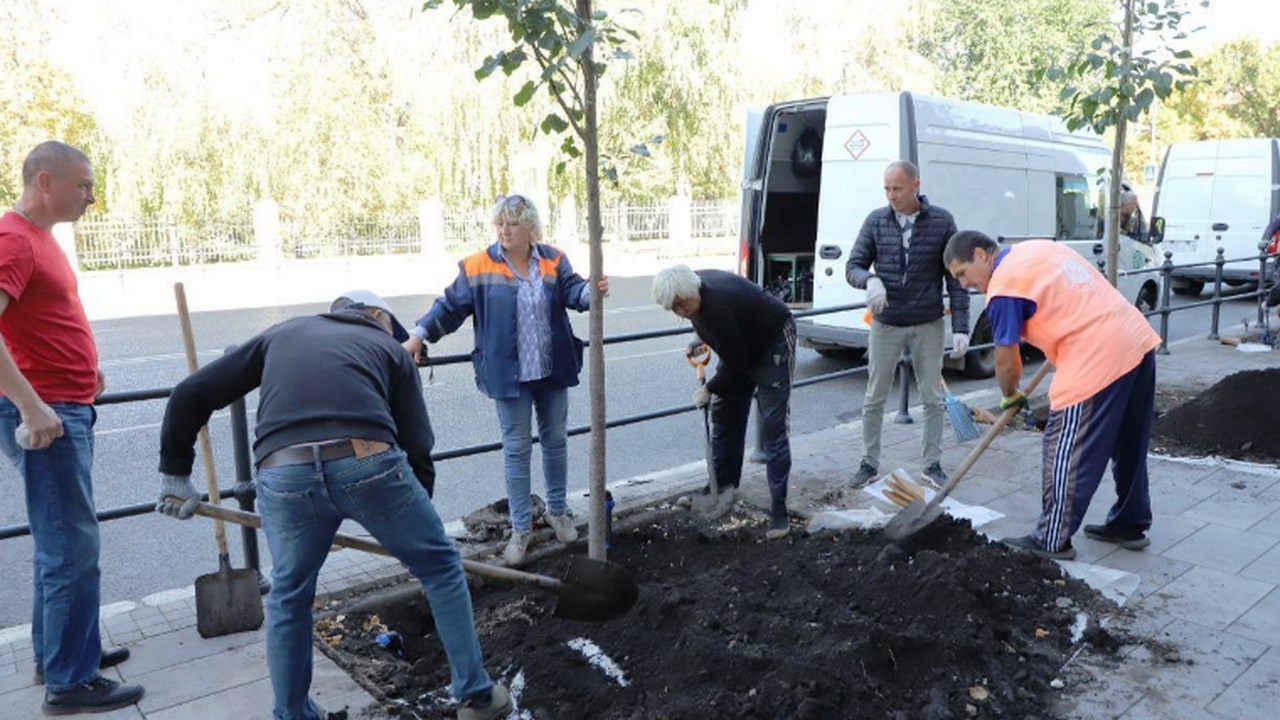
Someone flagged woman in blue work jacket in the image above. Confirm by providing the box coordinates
[403,194,606,565]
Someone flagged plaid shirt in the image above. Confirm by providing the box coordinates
[500,245,554,382]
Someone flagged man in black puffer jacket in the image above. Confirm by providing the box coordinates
[846,160,971,486]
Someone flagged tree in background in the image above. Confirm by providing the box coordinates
[1040,0,1201,285]
[0,0,104,209]
[921,0,1112,113]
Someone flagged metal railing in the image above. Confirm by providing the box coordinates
[0,302,870,568]
[281,215,421,259]
[3,241,1271,561]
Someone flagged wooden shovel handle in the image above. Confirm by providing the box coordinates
[174,283,229,557]
[932,362,1053,506]
[185,500,568,593]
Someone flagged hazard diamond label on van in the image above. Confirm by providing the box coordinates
[844,130,871,160]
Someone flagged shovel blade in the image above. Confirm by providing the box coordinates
[552,555,639,622]
[195,563,265,638]
[883,500,944,543]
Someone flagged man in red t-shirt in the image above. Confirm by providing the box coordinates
[0,142,143,714]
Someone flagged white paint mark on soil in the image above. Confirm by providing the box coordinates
[566,637,630,687]
[1070,612,1089,644]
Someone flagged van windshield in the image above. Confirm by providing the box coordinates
[1055,174,1103,241]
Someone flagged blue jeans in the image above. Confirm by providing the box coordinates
[0,398,102,693]
[255,447,492,720]
[493,379,569,531]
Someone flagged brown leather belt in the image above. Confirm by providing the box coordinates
[259,439,391,469]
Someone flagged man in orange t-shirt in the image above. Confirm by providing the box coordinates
[0,142,143,713]
[944,230,1159,560]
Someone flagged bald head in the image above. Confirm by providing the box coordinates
[885,160,919,182]
[23,142,90,188]
[883,160,922,214]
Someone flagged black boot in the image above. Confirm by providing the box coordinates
[35,647,130,686]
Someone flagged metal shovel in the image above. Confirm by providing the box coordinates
[885,363,1052,543]
[180,500,639,623]
[687,349,732,521]
[175,283,265,638]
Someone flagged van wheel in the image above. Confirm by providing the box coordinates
[1172,279,1204,297]
[815,346,867,361]
[962,316,996,379]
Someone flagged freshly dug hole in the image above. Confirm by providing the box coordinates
[319,511,1119,719]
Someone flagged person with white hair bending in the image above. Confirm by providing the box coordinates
[402,194,606,565]
[652,265,796,540]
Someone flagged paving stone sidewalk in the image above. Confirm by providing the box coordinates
[1,334,1276,718]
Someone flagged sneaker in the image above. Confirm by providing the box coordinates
[921,463,946,486]
[42,677,145,716]
[1084,523,1151,550]
[546,512,579,543]
[458,684,512,720]
[765,504,790,540]
[35,647,130,686]
[1001,534,1077,561]
[849,462,879,487]
[504,529,532,565]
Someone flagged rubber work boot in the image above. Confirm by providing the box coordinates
[504,529,532,565]
[849,462,879,487]
[1084,523,1151,550]
[42,677,145,716]
[1001,534,1077,561]
[458,684,512,720]
[35,647,130,686]
[765,502,790,540]
[546,512,578,543]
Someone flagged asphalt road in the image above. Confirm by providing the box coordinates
[0,276,1263,627]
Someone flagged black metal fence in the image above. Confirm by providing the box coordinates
[1,242,1274,571]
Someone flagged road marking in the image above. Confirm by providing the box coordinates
[100,350,223,367]
[96,407,256,436]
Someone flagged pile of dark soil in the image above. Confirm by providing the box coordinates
[1153,368,1280,461]
[319,512,1118,720]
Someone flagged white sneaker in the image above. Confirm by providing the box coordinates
[504,529,531,565]
[546,512,578,543]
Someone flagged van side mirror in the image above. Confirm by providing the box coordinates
[1148,216,1165,244]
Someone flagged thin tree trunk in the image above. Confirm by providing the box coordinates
[1107,0,1135,287]
[577,0,607,561]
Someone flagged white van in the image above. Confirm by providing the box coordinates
[738,91,1162,377]
[1149,138,1280,295]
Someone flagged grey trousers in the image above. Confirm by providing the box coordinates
[861,317,945,469]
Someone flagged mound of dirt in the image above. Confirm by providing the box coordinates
[319,511,1118,720]
[1153,368,1280,460]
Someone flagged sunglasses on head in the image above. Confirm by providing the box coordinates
[496,194,528,207]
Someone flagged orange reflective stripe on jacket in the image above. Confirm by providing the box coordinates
[461,246,563,286]
[987,241,1160,410]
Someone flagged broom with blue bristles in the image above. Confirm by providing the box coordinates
[940,378,981,442]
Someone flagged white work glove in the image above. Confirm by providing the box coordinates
[865,277,888,315]
[950,333,971,359]
[156,474,201,520]
[692,385,712,408]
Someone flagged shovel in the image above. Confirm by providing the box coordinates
[177,500,639,623]
[687,348,732,521]
[885,362,1052,543]
[174,283,265,638]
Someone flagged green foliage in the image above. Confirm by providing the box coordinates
[1043,0,1202,134]
[0,0,105,210]
[921,0,1112,113]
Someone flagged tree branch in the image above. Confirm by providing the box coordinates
[529,42,586,139]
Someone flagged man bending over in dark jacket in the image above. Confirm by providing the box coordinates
[155,290,510,720]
